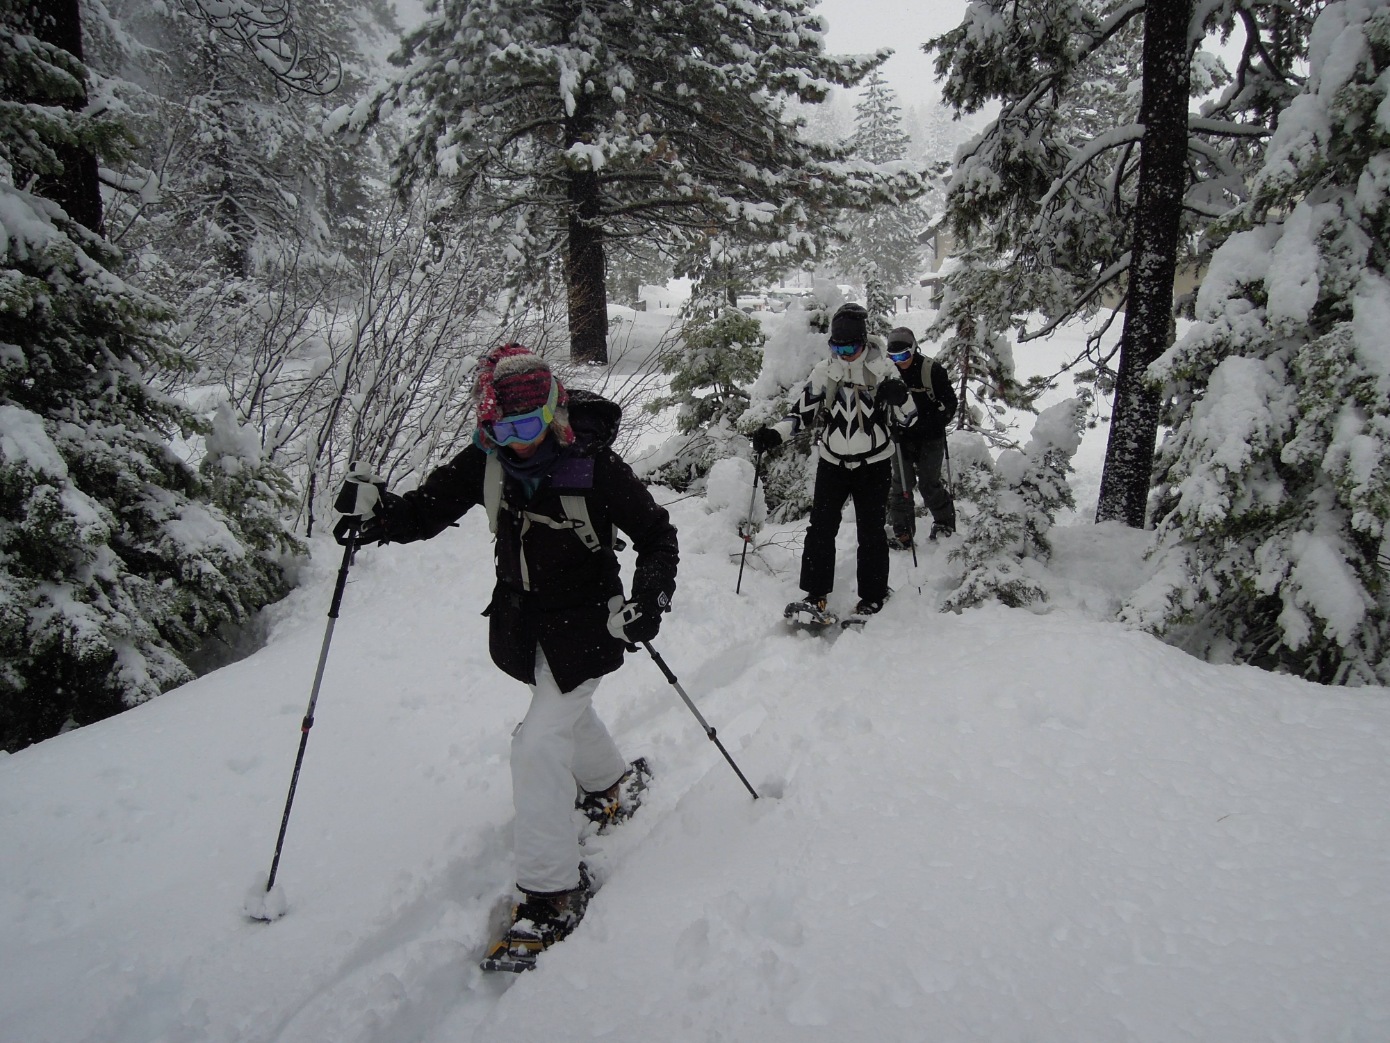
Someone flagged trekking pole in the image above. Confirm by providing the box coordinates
[735,451,762,595]
[253,521,359,915]
[894,441,919,569]
[641,641,759,800]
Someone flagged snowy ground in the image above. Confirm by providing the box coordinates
[3,308,1388,1043]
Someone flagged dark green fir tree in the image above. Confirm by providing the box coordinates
[0,0,300,750]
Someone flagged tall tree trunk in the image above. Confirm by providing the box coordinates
[564,88,608,366]
[29,0,103,233]
[566,166,609,365]
[1095,0,1192,527]
[956,315,975,430]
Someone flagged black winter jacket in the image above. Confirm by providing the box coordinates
[897,354,957,442]
[376,392,679,692]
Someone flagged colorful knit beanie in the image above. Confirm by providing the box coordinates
[473,344,573,446]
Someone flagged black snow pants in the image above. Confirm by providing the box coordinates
[799,456,892,603]
[888,437,954,536]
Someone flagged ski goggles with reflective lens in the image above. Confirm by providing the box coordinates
[830,341,863,358]
[886,344,914,364]
[487,381,558,446]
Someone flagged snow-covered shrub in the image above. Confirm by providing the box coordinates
[200,403,304,570]
[944,398,1086,611]
[703,456,768,548]
[739,291,846,521]
[1123,1,1390,685]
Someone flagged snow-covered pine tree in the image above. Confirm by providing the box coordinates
[835,69,927,294]
[0,2,298,751]
[348,0,922,365]
[1123,0,1390,686]
[643,294,766,491]
[927,1,1314,527]
[927,243,1047,444]
[943,398,1087,611]
[864,267,895,339]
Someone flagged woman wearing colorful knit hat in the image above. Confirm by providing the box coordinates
[334,343,678,968]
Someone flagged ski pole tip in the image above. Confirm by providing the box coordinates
[243,879,289,922]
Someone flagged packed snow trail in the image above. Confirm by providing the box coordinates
[2,499,1388,1043]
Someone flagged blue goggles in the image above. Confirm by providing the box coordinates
[887,344,914,364]
[488,410,548,445]
[829,340,862,358]
[487,381,558,446]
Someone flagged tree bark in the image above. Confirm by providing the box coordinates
[565,169,609,365]
[564,91,609,365]
[28,0,103,234]
[1095,0,1192,527]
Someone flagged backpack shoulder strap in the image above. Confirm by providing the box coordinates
[558,494,605,552]
[488,452,611,553]
[484,452,503,534]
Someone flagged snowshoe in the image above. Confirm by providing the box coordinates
[480,864,594,973]
[576,757,651,833]
[784,597,837,629]
[842,591,891,630]
[887,530,915,552]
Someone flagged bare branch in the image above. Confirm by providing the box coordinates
[182,0,342,95]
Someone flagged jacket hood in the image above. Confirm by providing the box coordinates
[567,389,622,453]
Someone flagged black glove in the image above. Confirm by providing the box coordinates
[607,591,670,646]
[334,513,387,547]
[332,471,400,547]
[751,427,782,454]
[334,469,385,518]
[876,380,909,408]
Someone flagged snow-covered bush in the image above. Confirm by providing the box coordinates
[739,290,849,521]
[703,456,768,550]
[1124,1,1390,685]
[944,398,1086,611]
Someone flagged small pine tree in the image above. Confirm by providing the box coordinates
[927,245,1048,444]
[943,398,1085,611]
[864,268,895,340]
[644,299,765,491]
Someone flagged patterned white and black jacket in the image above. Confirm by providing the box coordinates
[769,353,917,468]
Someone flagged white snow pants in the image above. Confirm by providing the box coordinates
[511,649,627,894]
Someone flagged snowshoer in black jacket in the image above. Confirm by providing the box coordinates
[884,327,957,546]
[335,344,678,955]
